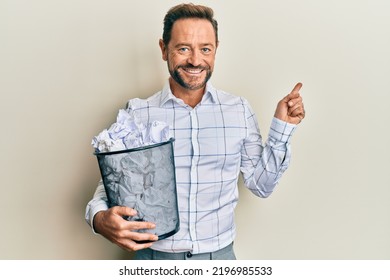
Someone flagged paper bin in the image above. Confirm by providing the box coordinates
[94,138,179,241]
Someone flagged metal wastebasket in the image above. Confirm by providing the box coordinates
[94,138,179,241]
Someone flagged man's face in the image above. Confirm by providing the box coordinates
[160,18,218,91]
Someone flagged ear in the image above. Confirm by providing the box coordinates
[159,39,168,61]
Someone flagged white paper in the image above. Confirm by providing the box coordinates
[92,109,170,152]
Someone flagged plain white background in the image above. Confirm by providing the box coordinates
[1,0,389,259]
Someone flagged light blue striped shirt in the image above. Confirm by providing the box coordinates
[85,82,297,254]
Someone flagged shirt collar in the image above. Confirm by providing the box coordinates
[159,80,217,107]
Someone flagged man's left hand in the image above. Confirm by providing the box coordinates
[274,82,305,125]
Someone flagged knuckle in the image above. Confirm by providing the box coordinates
[116,230,126,238]
[128,243,137,251]
[116,222,127,231]
[128,221,140,230]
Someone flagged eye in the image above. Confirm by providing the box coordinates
[178,47,190,53]
[201,47,214,55]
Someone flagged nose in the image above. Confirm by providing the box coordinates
[187,50,201,67]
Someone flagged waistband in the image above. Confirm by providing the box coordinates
[134,243,235,260]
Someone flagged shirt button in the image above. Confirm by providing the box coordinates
[186,252,193,258]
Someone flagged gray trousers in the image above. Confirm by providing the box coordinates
[134,243,236,260]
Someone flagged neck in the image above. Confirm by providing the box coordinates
[169,78,205,108]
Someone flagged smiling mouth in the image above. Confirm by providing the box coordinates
[181,67,204,75]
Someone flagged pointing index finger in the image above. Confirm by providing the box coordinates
[291,82,303,93]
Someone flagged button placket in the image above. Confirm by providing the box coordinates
[189,109,199,242]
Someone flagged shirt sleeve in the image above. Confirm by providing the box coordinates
[240,100,297,198]
[85,179,109,233]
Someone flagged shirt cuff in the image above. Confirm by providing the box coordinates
[269,117,297,143]
[87,201,109,234]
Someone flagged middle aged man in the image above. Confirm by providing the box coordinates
[85,3,305,260]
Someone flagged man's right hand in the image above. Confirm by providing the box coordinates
[93,206,158,251]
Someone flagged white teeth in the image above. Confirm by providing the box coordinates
[185,68,202,74]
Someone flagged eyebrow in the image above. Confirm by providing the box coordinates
[174,42,215,48]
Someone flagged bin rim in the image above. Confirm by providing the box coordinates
[94,137,175,156]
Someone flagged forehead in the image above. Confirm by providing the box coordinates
[170,18,216,45]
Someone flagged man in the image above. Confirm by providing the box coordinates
[85,3,305,260]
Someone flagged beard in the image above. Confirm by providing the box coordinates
[168,62,212,91]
